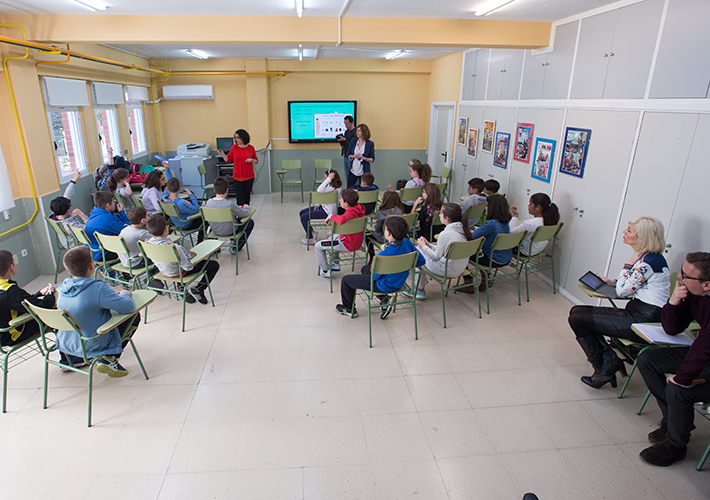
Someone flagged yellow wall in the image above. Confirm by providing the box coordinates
[429,52,463,104]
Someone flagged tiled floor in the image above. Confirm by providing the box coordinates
[2,193,709,499]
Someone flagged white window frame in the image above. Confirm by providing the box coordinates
[46,106,88,181]
[95,106,121,164]
[126,103,147,157]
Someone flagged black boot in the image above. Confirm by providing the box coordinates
[582,343,627,389]
[576,336,604,379]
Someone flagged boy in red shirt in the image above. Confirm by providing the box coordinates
[315,189,365,278]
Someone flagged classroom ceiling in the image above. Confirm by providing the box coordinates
[0,0,621,60]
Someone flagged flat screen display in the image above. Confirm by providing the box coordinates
[288,101,356,143]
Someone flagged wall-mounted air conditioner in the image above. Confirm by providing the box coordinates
[162,85,214,100]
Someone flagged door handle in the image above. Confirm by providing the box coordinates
[441,151,448,163]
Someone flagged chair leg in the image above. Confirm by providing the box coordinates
[619,345,655,398]
[636,390,652,415]
[87,363,94,427]
[43,354,50,409]
[413,295,418,341]
[2,354,8,413]
[129,339,149,380]
[181,290,187,332]
[441,282,447,329]
[697,443,710,471]
[524,262,531,302]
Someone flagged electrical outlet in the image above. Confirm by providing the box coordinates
[20,249,28,258]
[3,210,9,220]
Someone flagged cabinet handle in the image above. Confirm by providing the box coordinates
[665,243,672,253]
[472,74,476,77]
[544,62,549,67]
[500,69,506,73]
[609,52,614,57]
[603,53,608,58]
[573,207,579,211]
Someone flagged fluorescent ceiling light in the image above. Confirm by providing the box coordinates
[185,49,208,59]
[474,0,517,16]
[72,0,108,12]
[296,0,303,18]
[386,50,405,60]
[298,45,303,61]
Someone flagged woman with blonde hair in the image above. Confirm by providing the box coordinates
[568,216,671,389]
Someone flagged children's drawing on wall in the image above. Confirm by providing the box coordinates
[493,132,510,169]
[559,127,591,178]
[457,117,468,146]
[482,120,495,153]
[531,138,556,183]
[467,128,478,158]
[514,123,534,163]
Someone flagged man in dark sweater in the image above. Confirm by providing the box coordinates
[638,251,710,466]
[336,115,357,181]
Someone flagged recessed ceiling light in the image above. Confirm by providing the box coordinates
[474,0,517,16]
[71,0,108,12]
[386,50,405,60]
[185,49,209,59]
[296,0,303,18]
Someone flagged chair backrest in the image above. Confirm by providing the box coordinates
[113,192,127,207]
[445,237,485,261]
[332,216,367,236]
[491,231,527,252]
[282,159,301,170]
[130,195,144,208]
[356,189,379,205]
[94,232,130,257]
[399,186,422,202]
[466,203,486,222]
[46,216,69,241]
[24,301,80,333]
[439,166,451,181]
[197,164,206,177]
[309,190,338,206]
[314,159,332,170]
[67,225,92,246]
[372,251,419,275]
[390,213,418,229]
[437,183,447,197]
[200,206,235,224]
[670,271,678,291]
[529,222,563,244]
[159,200,180,218]
[137,240,182,265]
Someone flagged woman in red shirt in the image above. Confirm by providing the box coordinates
[217,129,258,206]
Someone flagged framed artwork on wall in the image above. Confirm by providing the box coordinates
[493,131,510,169]
[514,122,534,163]
[531,138,556,183]
[559,127,592,178]
[482,120,495,153]
[467,128,478,158]
[457,117,468,146]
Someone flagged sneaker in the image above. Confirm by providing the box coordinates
[335,304,358,318]
[96,357,129,378]
[639,439,686,466]
[59,353,87,372]
[148,279,164,296]
[379,296,394,320]
[403,288,427,300]
[319,268,332,278]
[302,237,318,245]
[190,287,209,304]
[648,418,667,443]
[330,263,341,272]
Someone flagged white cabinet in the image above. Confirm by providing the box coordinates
[521,22,578,100]
[461,49,489,101]
[486,49,523,100]
[571,0,664,99]
[475,107,517,191]
[649,0,710,99]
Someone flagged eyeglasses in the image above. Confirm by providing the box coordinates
[681,267,706,281]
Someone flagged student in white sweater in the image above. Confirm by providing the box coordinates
[509,193,560,256]
[405,203,474,300]
[299,169,343,245]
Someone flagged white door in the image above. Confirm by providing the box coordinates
[428,103,455,180]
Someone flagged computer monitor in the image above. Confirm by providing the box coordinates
[216,137,233,153]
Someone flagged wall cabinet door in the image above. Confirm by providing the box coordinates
[476,107,517,192]
[570,10,615,99]
[473,49,490,101]
[521,51,546,100]
[487,49,507,100]
[461,51,477,100]
[501,50,524,100]
[541,21,578,99]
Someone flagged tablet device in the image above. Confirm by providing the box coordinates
[579,271,605,291]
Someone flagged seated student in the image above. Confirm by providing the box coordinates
[300,169,342,245]
[204,176,254,252]
[411,183,445,241]
[49,171,87,248]
[105,167,133,199]
[355,172,378,216]
[94,146,116,191]
[85,191,130,262]
[315,189,365,278]
[141,170,166,216]
[119,207,152,269]
[386,161,427,213]
[459,177,487,229]
[145,214,220,305]
[160,177,202,241]
[368,191,404,260]
[483,178,500,196]
[56,246,138,377]
[468,194,512,291]
[0,250,55,347]
[509,193,560,256]
[336,216,425,318]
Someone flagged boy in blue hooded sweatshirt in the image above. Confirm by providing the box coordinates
[160,177,203,242]
[337,216,424,318]
[84,191,129,261]
[56,246,138,377]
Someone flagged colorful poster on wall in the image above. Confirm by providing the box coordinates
[559,127,591,178]
[482,120,496,153]
[531,138,556,183]
[467,128,479,158]
[514,122,534,163]
[457,117,468,145]
[493,132,510,169]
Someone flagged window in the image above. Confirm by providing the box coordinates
[127,104,147,156]
[46,107,88,180]
[95,107,121,164]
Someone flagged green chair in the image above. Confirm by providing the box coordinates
[0,312,49,413]
[421,237,485,327]
[357,189,379,218]
[159,200,201,247]
[511,222,564,301]
[314,159,332,190]
[366,213,418,256]
[24,291,154,427]
[137,240,221,332]
[130,195,144,209]
[466,204,487,228]
[200,206,256,275]
[306,191,338,251]
[399,186,423,207]
[432,167,451,200]
[276,159,303,203]
[66,225,119,280]
[46,216,73,283]
[427,211,446,242]
[113,192,129,209]
[94,233,151,291]
[197,164,214,202]
[355,251,421,348]
[437,182,448,201]
[321,216,368,293]
[475,231,527,314]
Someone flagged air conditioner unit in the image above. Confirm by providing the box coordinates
[162,85,214,100]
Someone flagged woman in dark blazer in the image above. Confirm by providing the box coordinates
[346,123,375,188]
